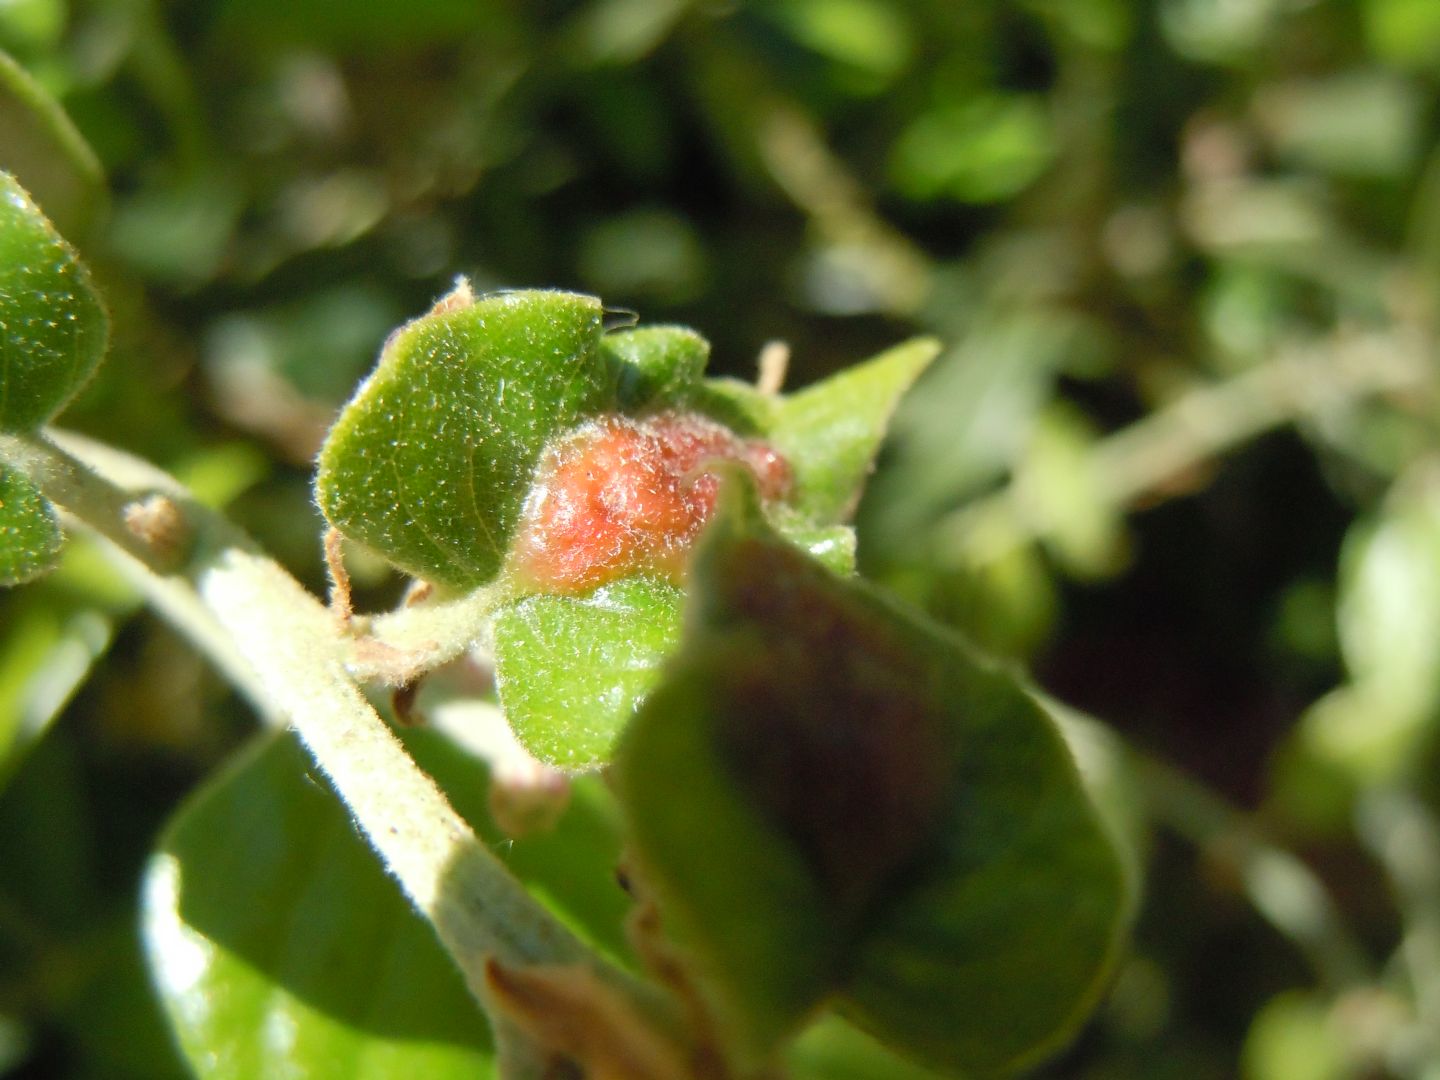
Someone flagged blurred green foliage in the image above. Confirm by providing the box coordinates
[4,0,1440,1076]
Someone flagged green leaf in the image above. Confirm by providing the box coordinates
[483,326,932,769]
[315,289,618,592]
[1297,482,1440,783]
[0,170,108,433]
[611,485,1132,1073]
[692,375,779,435]
[766,336,939,522]
[0,601,112,793]
[494,575,685,771]
[0,50,106,238]
[788,1014,946,1080]
[772,515,857,575]
[1015,403,1126,580]
[889,94,1057,204]
[0,463,61,584]
[604,325,708,411]
[143,731,496,1080]
[495,523,856,772]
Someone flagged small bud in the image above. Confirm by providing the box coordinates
[508,411,791,593]
[123,493,189,563]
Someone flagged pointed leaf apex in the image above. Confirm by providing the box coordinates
[768,335,941,523]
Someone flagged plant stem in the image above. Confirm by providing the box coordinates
[935,330,1432,564]
[0,430,274,720]
[0,428,659,1062]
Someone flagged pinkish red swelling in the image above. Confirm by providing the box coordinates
[510,411,791,592]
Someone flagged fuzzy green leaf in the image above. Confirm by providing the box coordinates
[0,463,61,584]
[612,486,1132,1073]
[691,375,778,435]
[767,336,940,522]
[0,170,108,433]
[315,289,618,592]
[605,325,708,411]
[494,575,685,771]
[143,732,495,1080]
[495,519,855,772]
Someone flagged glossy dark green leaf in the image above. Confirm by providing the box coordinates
[144,725,639,1080]
[0,50,106,238]
[315,289,618,592]
[612,484,1132,1073]
[143,732,495,1079]
[0,170,108,433]
[767,336,940,522]
[494,575,685,771]
[0,463,60,584]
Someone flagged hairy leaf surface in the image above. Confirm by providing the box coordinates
[315,289,616,592]
[0,463,60,584]
[0,171,107,433]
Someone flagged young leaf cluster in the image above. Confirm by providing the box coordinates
[315,284,938,769]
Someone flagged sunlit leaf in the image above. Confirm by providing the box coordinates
[0,602,110,793]
[580,213,707,306]
[0,170,108,433]
[766,0,914,88]
[1014,403,1126,579]
[612,483,1132,1072]
[605,324,708,411]
[494,575,685,771]
[1366,0,1440,68]
[144,725,637,1080]
[1256,72,1420,178]
[0,0,64,52]
[864,310,1082,551]
[767,336,939,522]
[143,733,496,1080]
[495,518,855,772]
[315,289,618,592]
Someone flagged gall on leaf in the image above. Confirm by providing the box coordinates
[506,411,791,594]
